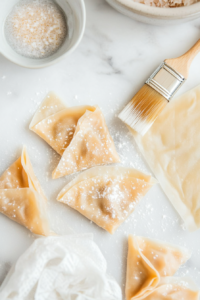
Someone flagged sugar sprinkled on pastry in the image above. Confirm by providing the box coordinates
[57,166,156,233]
[144,278,199,300]
[30,92,120,178]
[0,146,50,236]
[30,92,95,155]
[126,235,199,300]
[52,107,120,178]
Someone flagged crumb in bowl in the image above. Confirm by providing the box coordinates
[120,0,198,7]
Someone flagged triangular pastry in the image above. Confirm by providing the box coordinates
[57,166,156,233]
[144,277,199,300]
[30,93,120,178]
[30,92,95,155]
[126,236,194,300]
[131,85,200,231]
[0,147,50,236]
[52,107,120,178]
[29,92,66,131]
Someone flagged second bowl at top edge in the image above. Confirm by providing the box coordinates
[105,0,200,25]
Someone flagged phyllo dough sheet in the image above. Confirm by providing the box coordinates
[132,85,200,231]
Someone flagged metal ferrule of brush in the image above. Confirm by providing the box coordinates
[146,62,185,101]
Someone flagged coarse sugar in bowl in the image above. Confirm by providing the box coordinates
[0,0,86,68]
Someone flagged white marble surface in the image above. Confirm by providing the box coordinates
[0,0,200,297]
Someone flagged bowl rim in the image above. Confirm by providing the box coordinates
[109,0,200,19]
[0,0,86,69]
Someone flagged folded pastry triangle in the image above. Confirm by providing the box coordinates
[126,236,191,300]
[30,92,66,130]
[126,236,160,300]
[0,147,50,236]
[144,277,199,300]
[30,93,119,178]
[30,92,95,155]
[57,166,156,233]
[52,107,120,178]
[135,236,190,277]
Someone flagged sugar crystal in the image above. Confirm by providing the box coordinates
[5,0,68,59]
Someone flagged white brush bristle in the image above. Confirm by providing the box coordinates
[118,85,168,136]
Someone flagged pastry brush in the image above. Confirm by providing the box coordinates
[118,39,200,135]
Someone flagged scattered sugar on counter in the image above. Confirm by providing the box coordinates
[5,0,68,58]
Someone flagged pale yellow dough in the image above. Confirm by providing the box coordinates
[57,166,156,233]
[0,146,50,236]
[30,92,120,178]
[126,236,199,300]
[132,85,200,231]
[144,279,199,300]
[52,107,120,178]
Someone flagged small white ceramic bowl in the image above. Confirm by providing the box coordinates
[106,0,200,25]
[0,0,86,68]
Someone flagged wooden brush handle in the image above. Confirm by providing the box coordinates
[165,39,200,79]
